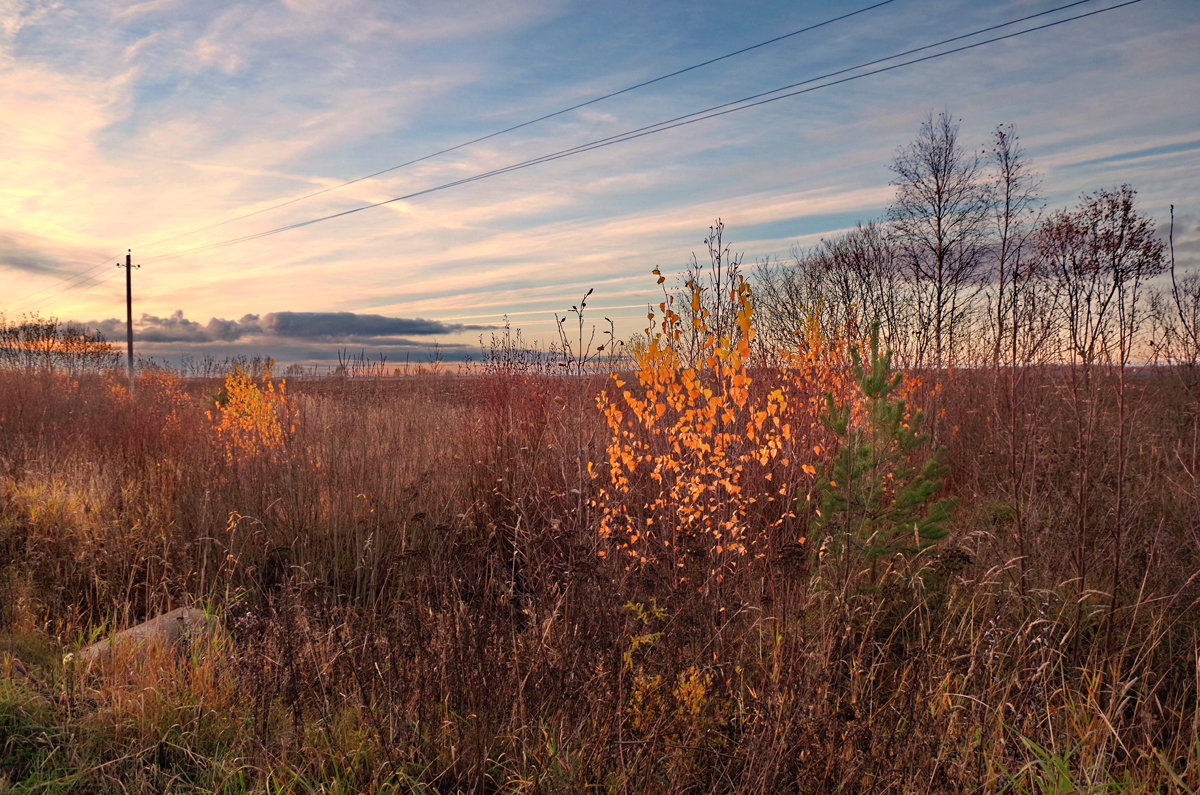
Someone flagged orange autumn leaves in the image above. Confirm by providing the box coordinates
[208,366,294,464]
[594,271,866,577]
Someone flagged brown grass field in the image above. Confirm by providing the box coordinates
[1,311,1199,792]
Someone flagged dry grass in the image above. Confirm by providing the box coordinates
[1,343,1198,792]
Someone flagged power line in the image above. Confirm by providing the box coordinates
[23,260,113,304]
[16,254,121,314]
[131,0,899,253]
[10,238,133,309]
[10,3,900,315]
[12,0,1143,318]
[143,0,1136,266]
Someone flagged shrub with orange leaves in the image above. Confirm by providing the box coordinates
[208,365,294,464]
[594,264,859,587]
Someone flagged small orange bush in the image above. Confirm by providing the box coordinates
[594,271,859,585]
[208,365,294,464]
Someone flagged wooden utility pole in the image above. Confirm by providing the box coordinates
[118,250,139,390]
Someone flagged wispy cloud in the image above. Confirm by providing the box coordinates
[0,0,1196,349]
[0,231,70,276]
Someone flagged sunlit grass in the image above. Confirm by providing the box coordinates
[0,272,1198,792]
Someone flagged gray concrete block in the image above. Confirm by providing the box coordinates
[70,607,217,664]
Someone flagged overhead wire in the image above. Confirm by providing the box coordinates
[9,0,900,314]
[141,0,1136,266]
[17,254,123,315]
[130,0,900,253]
[14,0,1144,319]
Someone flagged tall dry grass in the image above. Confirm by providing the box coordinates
[1,311,1198,793]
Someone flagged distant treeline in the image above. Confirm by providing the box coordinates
[0,316,118,375]
[7,113,1197,381]
[750,112,1197,372]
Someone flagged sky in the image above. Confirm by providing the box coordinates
[2,0,1198,367]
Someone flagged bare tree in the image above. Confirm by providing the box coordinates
[0,314,118,375]
[888,112,991,369]
[754,222,915,361]
[1151,275,1200,368]
[987,124,1046,367]
[1153,206,1200,370]
[979,124,1047,597]
[1041,186,1164,373]
[670,219,745,368]
[752,252,810,351]
[1038,185,1165,622]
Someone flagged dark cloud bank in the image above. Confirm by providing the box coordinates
[87,310,489,344]
[81,310,492,364]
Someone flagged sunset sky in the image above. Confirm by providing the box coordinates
[3,0,1198,365]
